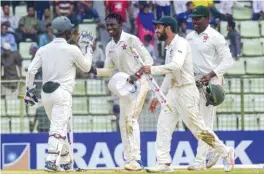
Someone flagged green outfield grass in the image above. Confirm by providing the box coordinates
[1,169,264,174]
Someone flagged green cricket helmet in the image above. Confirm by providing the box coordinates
[205,84,225,106]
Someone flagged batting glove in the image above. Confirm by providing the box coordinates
[77,31,96,55]
[24,87,38,106]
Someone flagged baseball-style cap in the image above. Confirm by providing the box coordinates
[190,5,210,17]
[153,16,177,32]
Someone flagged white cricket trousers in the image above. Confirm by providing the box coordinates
[194,88,216,163]
[194,77,222,163]
[41,86,72,162]
[156,84,229,164]
[119,79,149,162]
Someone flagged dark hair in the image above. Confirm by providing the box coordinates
[228,21,235,30]
[186,1,193,7]
[144,34,152,42]
[105,13,124,24]
[27,6,35,10]
[165,24,177,33]
[1,22,8,28]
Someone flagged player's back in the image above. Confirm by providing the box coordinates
[39,38,78,93]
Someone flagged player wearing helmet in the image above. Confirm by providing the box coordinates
[24,16,95,171]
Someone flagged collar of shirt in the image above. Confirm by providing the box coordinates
[165,34,179,50]
[52,38,67,43]
[196,25,211,36]
[110,30,126,46]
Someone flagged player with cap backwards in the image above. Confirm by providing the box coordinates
[24,16,95,171]
[137,16,234,173]
[186,6,234,171]
[90,13,153,171]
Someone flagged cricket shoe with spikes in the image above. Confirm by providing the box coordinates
[206,150,221,169]
[223,147,235,172]
[124,160,143,171]
[61,162,72,171]
[187,161,206,170]
[146,163,173,173]
[45,161,65,172]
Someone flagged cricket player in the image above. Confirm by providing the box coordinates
[24,16,94,171]
[91,13,153,170]
[186,6,234,170]
[138,16,234,172]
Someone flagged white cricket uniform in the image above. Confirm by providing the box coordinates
[97,31,153,162]
[186,26,233,163]
[26,38,93,162]
[151,34,229,164]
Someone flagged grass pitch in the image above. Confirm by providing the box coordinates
[1,169,264,174]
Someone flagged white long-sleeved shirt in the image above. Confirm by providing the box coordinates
[151,35,195,95]
[220,0,244,15]
[97,31,153,76]
[186,25,233,83]
[26,38,93,93]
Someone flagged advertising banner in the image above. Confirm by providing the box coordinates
[1,131,264,169]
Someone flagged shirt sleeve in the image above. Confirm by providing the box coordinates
[213,35,234,76]
[160,74,172,96]
[151,40,187,75]
[26,49,42,89]
[96,44,115,76]
[132,36,154,66]
[72,45,93,72]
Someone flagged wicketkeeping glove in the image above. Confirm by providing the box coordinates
[77,31,96,55]
[24,87,38,106]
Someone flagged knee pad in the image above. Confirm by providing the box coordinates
[197,130,215,148]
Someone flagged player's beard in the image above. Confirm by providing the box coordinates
[158,30,167,41]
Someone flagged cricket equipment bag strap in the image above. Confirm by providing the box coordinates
[42,81,60,93]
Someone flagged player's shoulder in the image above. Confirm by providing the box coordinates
[123,31,139,42]
[67,43,81,52]
[207,26,225,39]
[177,35,189,46]
[186,30,196,39]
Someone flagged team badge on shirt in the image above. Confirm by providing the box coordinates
[203,35,209,42]
[122,43,127,50]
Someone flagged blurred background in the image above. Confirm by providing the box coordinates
[0,0,264,169]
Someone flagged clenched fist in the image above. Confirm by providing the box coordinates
[149,98,159,113]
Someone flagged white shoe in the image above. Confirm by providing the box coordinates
[187,161,206,170]
[146,164,173,173]
[45,161,65,172]
[124,160,143,171]
[206,151,221,169]
[223,147,235,172]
